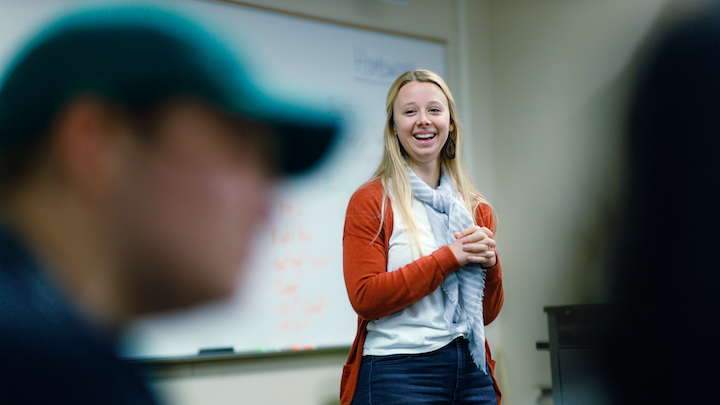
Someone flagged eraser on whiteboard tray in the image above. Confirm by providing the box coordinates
[198,347,234,355]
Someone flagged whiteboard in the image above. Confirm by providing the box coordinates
[0,0,446,359]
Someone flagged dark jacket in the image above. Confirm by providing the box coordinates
[0,222,157,404]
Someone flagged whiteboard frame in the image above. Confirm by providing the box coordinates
[213,0,446,45]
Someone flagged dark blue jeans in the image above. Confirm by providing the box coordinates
[352,338,497,405]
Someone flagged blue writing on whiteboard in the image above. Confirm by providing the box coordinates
[354,48,416,85]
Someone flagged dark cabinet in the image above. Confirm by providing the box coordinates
[543,305,612,405]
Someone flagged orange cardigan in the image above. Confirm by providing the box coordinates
[341,179,504,405]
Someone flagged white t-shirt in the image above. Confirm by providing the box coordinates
[363,195,468,356]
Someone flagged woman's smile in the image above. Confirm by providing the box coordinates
[413,132,436,140]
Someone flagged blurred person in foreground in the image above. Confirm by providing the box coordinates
[605,4,720,404]
[0,7,338,404]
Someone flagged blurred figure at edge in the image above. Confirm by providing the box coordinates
[605,4,720,404]
[0,6,339,404]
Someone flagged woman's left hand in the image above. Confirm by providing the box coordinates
[453,225,497,268]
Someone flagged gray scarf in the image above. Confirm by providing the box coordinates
[407,166,487,372]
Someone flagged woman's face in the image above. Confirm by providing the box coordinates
[392,80,453,171]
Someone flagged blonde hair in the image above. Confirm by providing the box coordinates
[371,69,492,256]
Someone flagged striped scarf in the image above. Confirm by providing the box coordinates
[407,166,488,373]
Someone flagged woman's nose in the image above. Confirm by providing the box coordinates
[417,113,431,126]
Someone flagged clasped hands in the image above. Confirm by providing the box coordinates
[449,225,497,268]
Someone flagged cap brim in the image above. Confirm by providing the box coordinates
[227,85,341,175]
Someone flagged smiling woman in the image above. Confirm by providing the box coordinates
[341,69,504,405]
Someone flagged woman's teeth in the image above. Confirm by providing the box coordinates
[414,133,435,139]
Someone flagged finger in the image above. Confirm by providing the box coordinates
[468,226,494,241]
[463,234,496,247]
[460,227,488,243]
[457,225,479,239]
[462,242,495,254]
[466,253,494,264]
[477,226,494,239]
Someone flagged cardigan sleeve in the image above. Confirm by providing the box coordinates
[476,202,504,325]
[343,181,462,321]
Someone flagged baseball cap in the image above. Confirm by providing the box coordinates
[0,6,340,175]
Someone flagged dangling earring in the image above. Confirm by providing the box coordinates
[444,137,456,159]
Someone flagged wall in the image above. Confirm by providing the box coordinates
[145,349,350,405]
